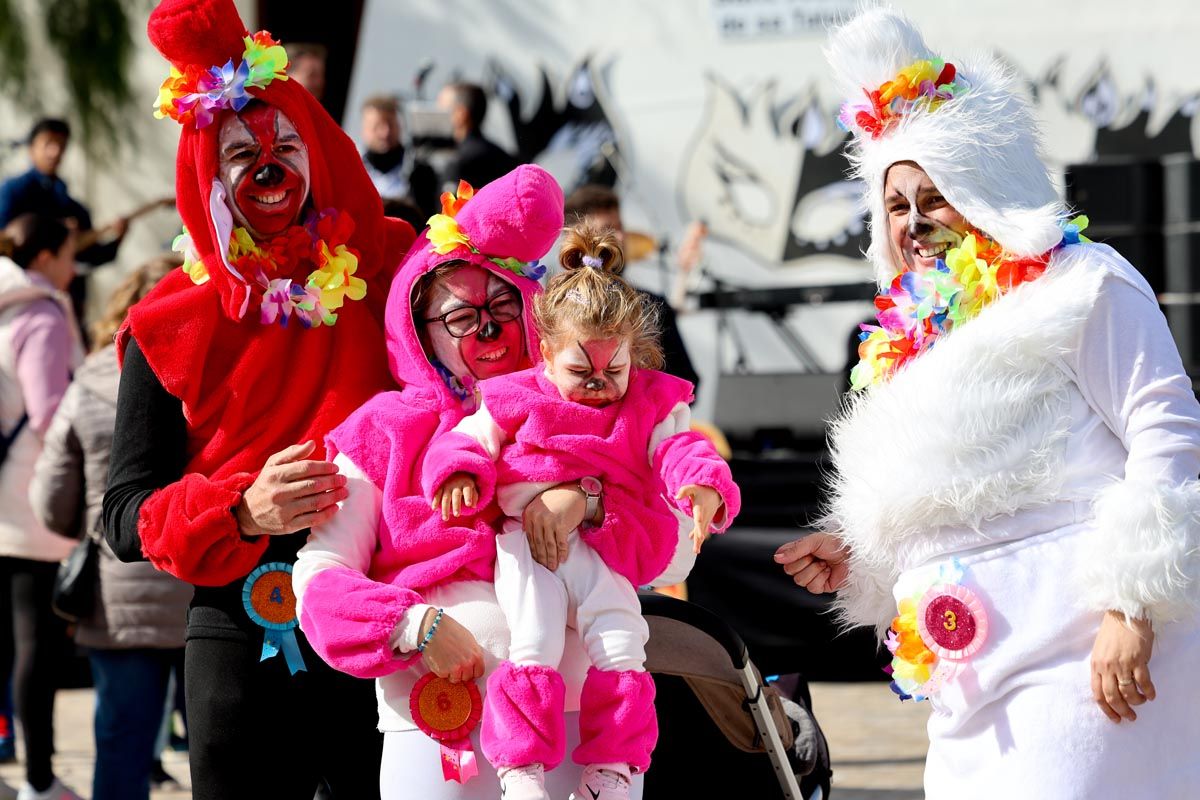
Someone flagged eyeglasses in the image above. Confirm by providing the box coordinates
[422,291,523,338]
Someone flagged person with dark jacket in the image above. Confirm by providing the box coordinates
[436,82,520,190]
[29,256,192,800]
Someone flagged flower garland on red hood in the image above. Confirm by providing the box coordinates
[174,208,366,328]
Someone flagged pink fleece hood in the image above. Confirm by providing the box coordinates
[385,165,565,409]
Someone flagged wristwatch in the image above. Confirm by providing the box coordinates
[579,476,603,527]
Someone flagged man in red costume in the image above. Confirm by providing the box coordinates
[101,1,414,797]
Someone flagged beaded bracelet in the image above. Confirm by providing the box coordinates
[417,608,445,653]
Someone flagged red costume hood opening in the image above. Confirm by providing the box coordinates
[124,0,414,480]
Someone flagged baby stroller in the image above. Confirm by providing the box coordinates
[641,592,832,799]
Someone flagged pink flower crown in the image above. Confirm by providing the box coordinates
[426,181,547,281]
[154,31,289,128]
[837,58,968,140]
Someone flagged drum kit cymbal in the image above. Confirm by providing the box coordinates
[624,231,658,262]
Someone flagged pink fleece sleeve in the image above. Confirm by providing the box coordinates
[421,431,499,510]
[653,431,741,533]
[299,566,424,678]
[11,299,73,435]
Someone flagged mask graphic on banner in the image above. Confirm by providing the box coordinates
[422,265,526,382]
[218,103,312,238]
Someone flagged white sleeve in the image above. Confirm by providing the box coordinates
[294,452,434,654]
[450,399,506,461]
[646,402,692,464]
[1069,273,1200,624]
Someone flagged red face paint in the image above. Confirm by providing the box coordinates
[545,338,631,407]
[422,266,528,381]
[217,104,311,238]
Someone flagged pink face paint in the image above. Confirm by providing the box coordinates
[545,337,632,407]
[218,105,311,238]
[421,264,527,381]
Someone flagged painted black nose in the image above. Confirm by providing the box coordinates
[477,319,501,342]
[585,378,605,391]
[908,218,935,238]
[253,162,285,187]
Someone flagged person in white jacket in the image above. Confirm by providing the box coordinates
[776,10,1200,800]
[0,213,84,800]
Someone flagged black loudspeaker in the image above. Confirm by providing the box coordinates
[1066,158,1167,294]
[1066,158,1163,225]
[1163,155,1200,225]
[1089,227,1166,294]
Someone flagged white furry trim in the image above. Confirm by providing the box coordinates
[825,248,1107,633]
[1078,478,1200,626]
[826,9,1065,287]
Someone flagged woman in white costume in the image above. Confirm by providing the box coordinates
[776,9,1200,799]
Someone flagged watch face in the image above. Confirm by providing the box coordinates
[580,476,602,496]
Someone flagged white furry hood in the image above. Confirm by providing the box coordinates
[826,8,1066,287]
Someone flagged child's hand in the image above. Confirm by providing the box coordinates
[676,484,723,554]
[432,472,479,521]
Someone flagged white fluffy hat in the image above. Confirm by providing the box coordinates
[826,8,1066,286]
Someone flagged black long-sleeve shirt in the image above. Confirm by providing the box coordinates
[102,337,308,641]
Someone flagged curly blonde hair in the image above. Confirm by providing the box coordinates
[90,255,180,352]
[534,223,663,369]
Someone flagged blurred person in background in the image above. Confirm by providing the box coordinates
[563,185,700,390]
[437,81,520,190]
[0,214,84,800]
[284,42,328,104]
[29,255,192,800]
[361,95,439,218]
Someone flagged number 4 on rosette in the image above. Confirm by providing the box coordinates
[242,562,307,675]
[410,673,483,783]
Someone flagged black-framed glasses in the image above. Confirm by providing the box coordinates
[422,291,523,338]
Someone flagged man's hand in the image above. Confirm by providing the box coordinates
[236,440,347,537]
[773,532,851,593]
[432,472,478,521]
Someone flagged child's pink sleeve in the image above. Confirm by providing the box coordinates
[420,401,505,508]
[653,431,741,533]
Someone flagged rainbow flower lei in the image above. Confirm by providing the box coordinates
[838,58,969,139]
[426,181,547,281]
[849,217,1090,390]
[154,31,289,128]
[886,560,990,702]
[174,208,366,328]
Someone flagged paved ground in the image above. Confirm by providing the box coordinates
[0,682,928,799]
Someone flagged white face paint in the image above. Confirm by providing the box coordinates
[542,336,632,408]
[884,162,971,274]
[217,104,311,239]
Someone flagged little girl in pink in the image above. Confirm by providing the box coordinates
[423,224,740,800]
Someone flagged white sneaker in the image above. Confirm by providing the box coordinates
[498,763,550,800]
[15,780,82,800]
[569,764,632,800]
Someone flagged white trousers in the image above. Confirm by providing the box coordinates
[380,716,645,799]
[494,526,648,672]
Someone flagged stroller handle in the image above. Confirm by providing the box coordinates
[639,591,750,670]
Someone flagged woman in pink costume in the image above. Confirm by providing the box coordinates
[426,224,740,800]
[295,167,694,799]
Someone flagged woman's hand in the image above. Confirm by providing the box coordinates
[432,472,478,521]
[419,608,485,684]
[676,484,723,554]
[522,483,591,571]
[235,441,347,537]
[773,532,851,593]
[1091,610,1156,723]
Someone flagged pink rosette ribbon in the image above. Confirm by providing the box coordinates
[410,673,483,784]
